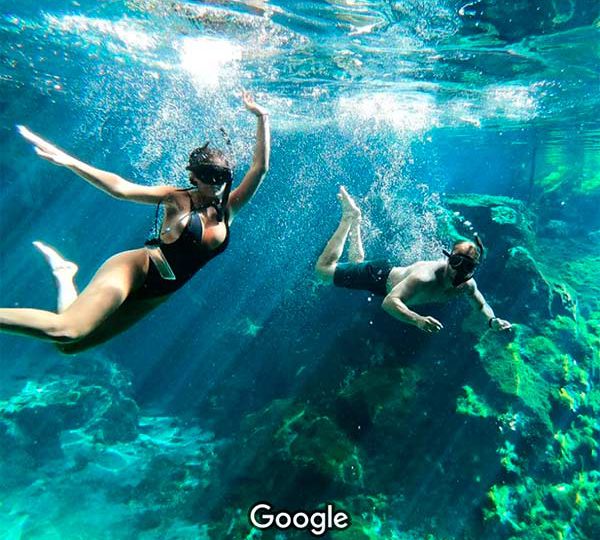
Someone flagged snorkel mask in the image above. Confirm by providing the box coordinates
[188,163,233,186]
[443,234,484,287]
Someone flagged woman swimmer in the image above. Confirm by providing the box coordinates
[0,91,270,353]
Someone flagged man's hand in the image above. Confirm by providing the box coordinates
[490,317,512,332]
[416,315,444,333]
[17,125,75,167]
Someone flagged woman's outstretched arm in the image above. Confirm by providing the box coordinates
[17,125,176,205]
[228,91,271,220]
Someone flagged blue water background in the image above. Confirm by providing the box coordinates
[0,0,599,537]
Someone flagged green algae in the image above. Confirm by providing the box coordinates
[476,327,554,430]
[498,440,522,475]
[456,385,495,418]
[484,484,520,529]
[484,472,600,539]
[543,315,595,363]
[477,307,599,538]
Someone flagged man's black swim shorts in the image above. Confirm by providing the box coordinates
[333,259,393,297]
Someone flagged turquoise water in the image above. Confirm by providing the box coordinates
[1,1,599,539]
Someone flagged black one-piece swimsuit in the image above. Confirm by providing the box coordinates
[133,194,230,299]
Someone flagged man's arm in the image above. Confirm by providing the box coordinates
[466,280,512,331]
[382,275,444,333]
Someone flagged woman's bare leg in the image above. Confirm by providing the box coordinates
[0,249,148,343]
[315,186,362,283]
[33,241,79,313]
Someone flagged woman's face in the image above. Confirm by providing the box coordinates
[190,173,225,197]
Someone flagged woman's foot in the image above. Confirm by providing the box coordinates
[32,241,78,279]
[337,186,361,221]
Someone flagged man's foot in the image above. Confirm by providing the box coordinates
[337,186,361,221]
[32,241,78,279]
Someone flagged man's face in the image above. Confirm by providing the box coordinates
[445,250,478,286]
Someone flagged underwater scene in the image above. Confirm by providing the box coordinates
[0,1,599,539]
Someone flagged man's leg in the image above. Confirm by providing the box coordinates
[315,186,362,283]
[347,216,364,263]
[33,241,79,313]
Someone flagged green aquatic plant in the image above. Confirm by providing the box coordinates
[549,414,599,473]
[498,440,521,475]
[484,470,600,539]
[543,314,596,364]
[557,386,576,411]
[475,309,597,433]
[456,385,495,418]
[484,484,520,530]
[551,430,577,471]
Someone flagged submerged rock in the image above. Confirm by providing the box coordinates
[476,326,554,432]
[502,245,577,321]
[0,362,139,467]
[443,193,535,255]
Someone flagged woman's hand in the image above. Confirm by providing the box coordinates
[242,90,268,117]
[17,125,76,167]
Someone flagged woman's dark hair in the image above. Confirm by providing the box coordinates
[186,142,231,173]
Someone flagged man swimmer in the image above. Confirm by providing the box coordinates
[315,187,512,334]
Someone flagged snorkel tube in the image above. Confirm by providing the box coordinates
[473,233,484,259]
